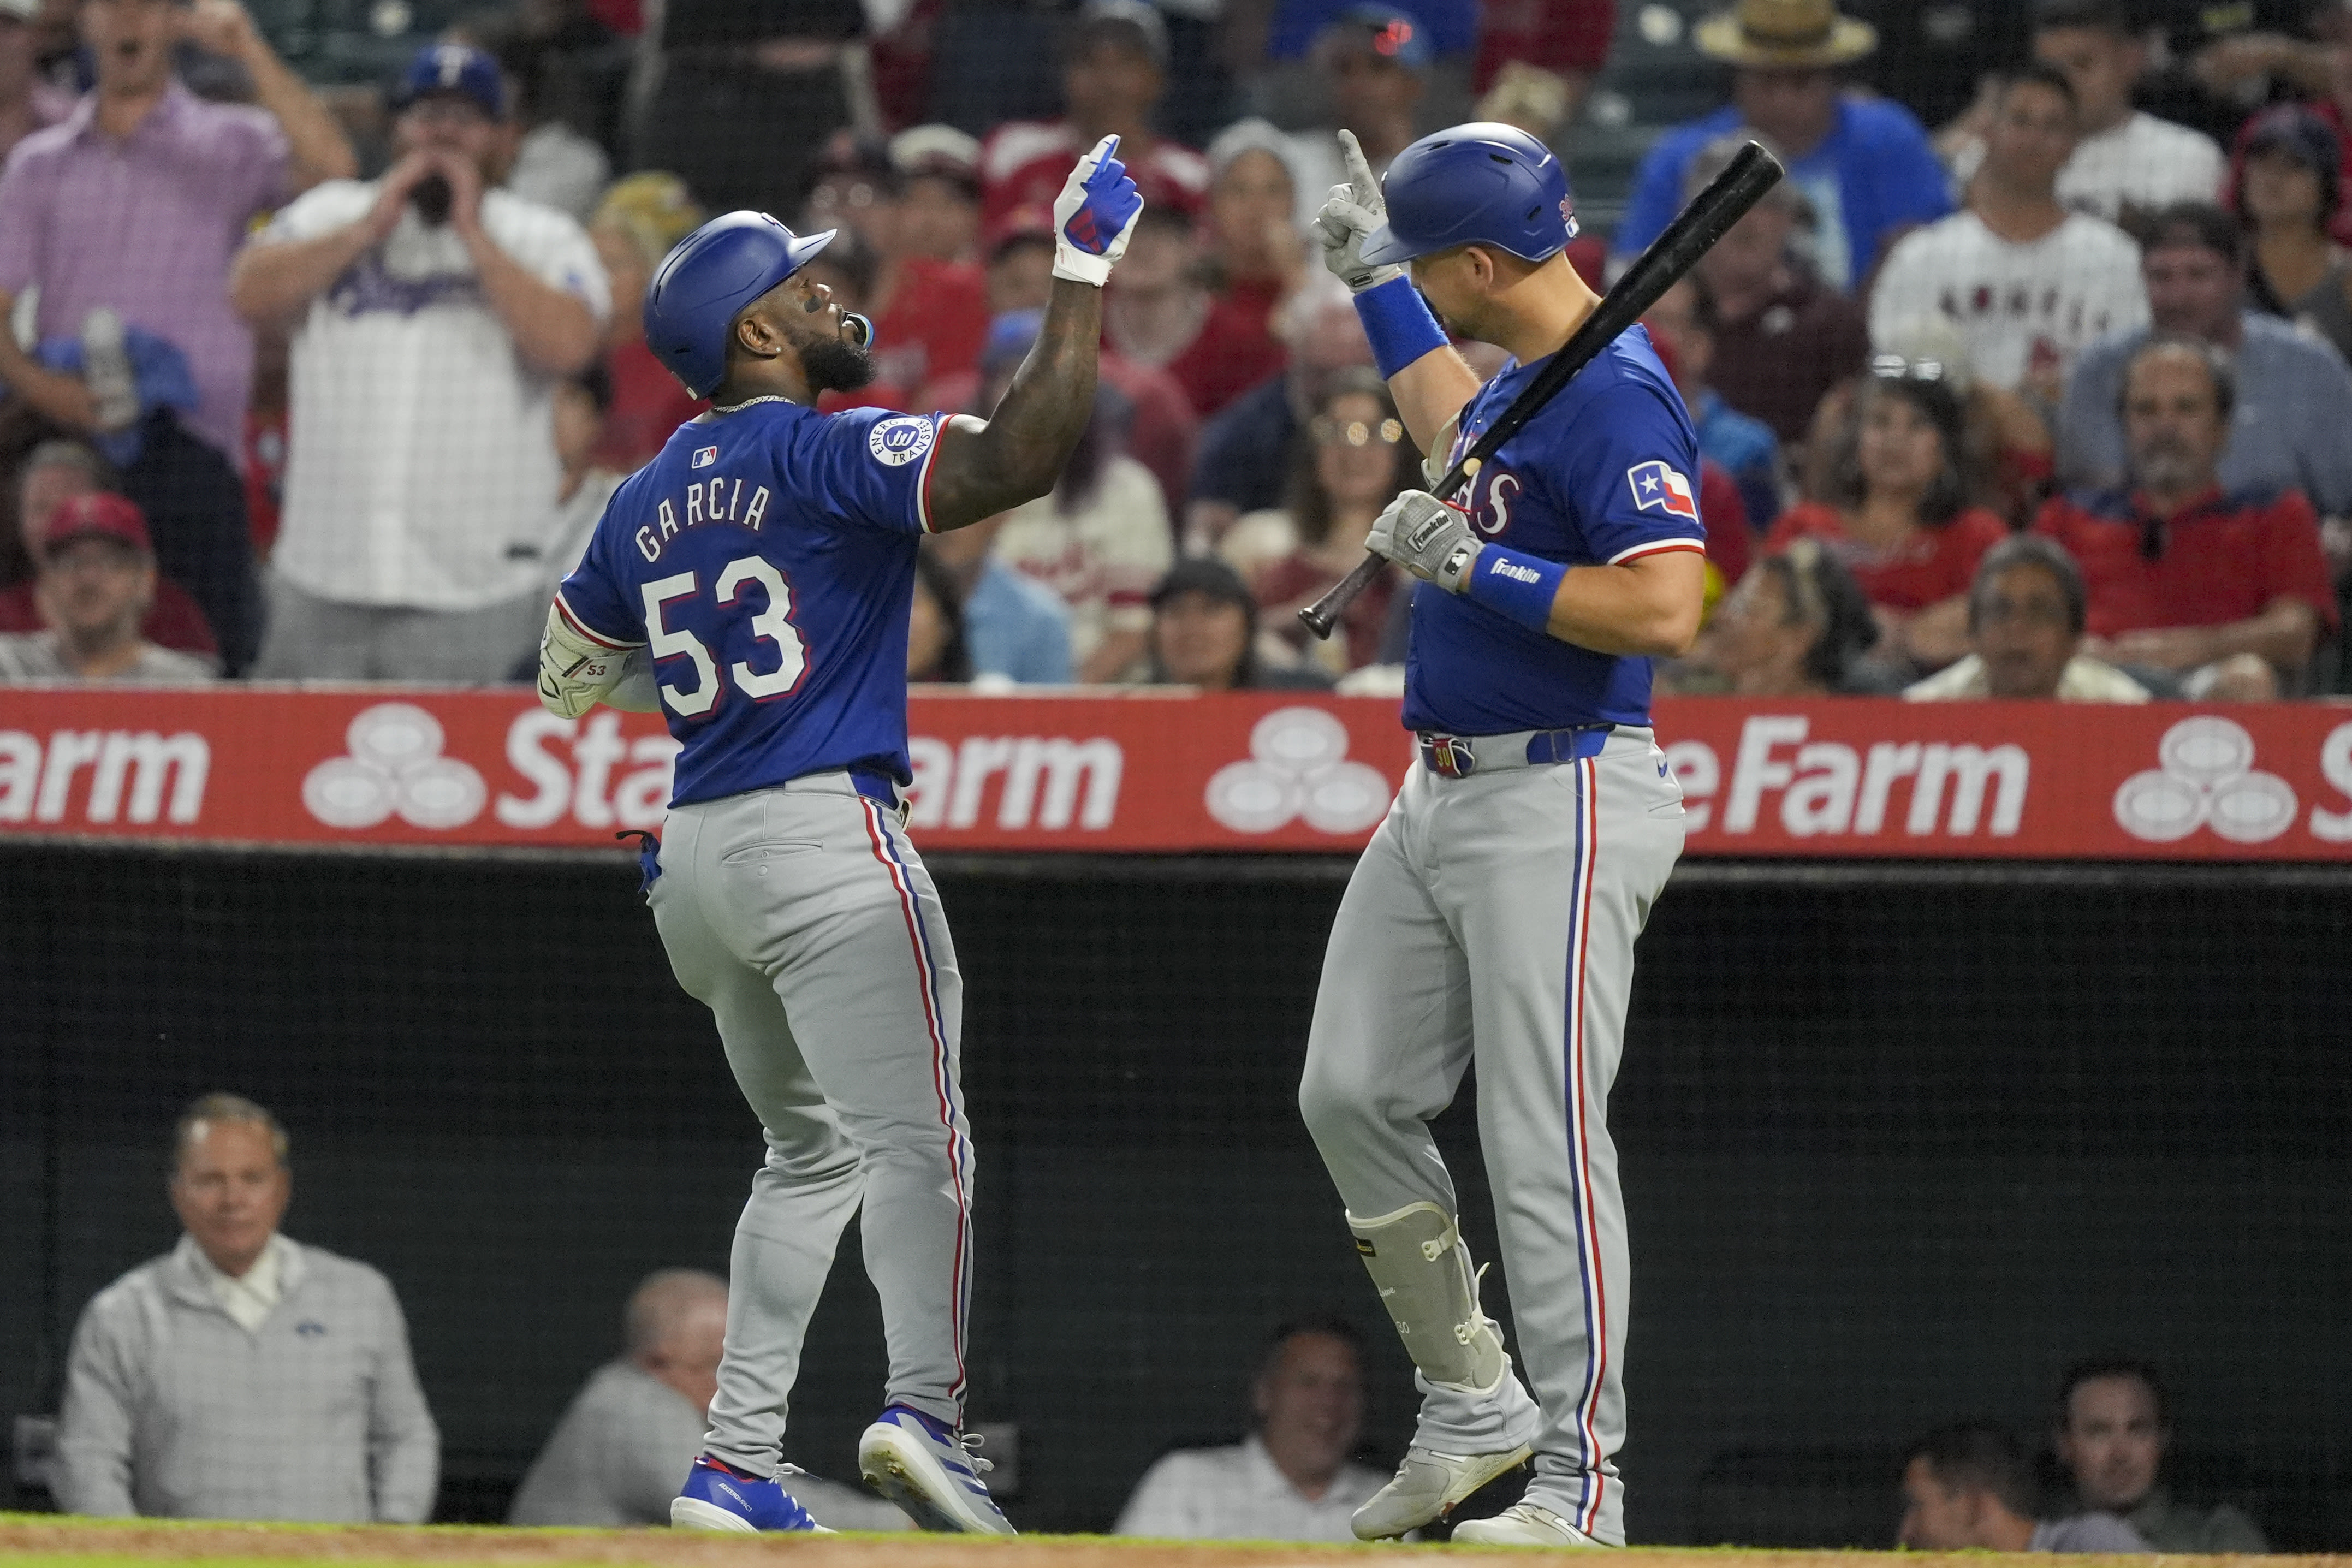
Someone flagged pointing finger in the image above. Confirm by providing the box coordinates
[1338,129,1378,198]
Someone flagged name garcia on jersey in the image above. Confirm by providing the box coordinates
[633,466,774,564]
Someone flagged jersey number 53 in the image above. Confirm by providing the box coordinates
[642,556,809,718]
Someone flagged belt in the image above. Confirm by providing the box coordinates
[1417,724,1613,779]
[780,767,905,810]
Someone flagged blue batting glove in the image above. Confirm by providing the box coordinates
[1053,134,1145,286]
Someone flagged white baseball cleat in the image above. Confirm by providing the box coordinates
[1351,1443,1534,1540]
[1450,1501,1606,1547]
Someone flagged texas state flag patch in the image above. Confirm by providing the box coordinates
[1626,459,1697,520]
[692,445,718,469]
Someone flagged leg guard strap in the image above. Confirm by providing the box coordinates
[1347,1200,1507,1393]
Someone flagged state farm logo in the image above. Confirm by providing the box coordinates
[1204,708,1391,835]
[2113,715,2296,844]
[303,704,486,830]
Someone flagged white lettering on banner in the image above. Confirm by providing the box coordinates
[906,735,1125,831]
[494,710,678,830]
[2310,723,2352,842]
[0,730,209,824]
[1703,717,2028,839]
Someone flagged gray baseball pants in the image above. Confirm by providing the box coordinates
[648,772,975,1476]
[1299,725,1685,1545]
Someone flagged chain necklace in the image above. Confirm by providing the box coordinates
[710,394,800,413]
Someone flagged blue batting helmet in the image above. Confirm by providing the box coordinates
[644,211,839,399]
[1359,123,1577,266]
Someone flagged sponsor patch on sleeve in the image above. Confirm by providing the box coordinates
[868,414,937,468]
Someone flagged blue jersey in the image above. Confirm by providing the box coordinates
[1402,326,1705,736]
[557,400,946,807]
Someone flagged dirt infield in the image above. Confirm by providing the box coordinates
[1,1518,2334,1568]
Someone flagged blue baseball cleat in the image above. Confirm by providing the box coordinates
[857,1405,1015,1534]
[670,1454,831,1533]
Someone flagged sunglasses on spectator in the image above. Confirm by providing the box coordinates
[1312,415,1405,447]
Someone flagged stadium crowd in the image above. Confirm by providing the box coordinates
[3,0,2351,702]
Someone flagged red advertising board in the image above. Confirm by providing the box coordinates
[2,686,2350,859]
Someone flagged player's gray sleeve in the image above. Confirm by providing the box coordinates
[53,1293,140,1516]
[363,1275,439,1523]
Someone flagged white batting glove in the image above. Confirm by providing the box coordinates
[1315,129,1404,293]
[1369,489,1482,593]
[1052,134,1146,287]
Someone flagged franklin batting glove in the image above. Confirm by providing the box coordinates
[1053,134,1145,286]
[1369,489,1482,593]
[1316,130,1405,293]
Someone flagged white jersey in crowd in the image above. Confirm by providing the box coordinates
[1113,1435,1391,1542]
[992,451,1173,668]
[265,182,610,612]
[1868,210,2148,391]
[1952,112,2225,224]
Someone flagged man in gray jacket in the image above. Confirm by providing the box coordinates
[54,1094,438,1521]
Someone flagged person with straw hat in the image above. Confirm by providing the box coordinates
[1612,0,1952,293]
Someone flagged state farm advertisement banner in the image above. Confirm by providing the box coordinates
[2,686,2351,860]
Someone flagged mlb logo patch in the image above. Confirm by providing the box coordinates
[692,445,718,470]
[1626,459,1697,520]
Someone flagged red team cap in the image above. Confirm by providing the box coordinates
[37,492,152,559]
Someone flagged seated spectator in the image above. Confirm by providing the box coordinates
[2052,1357,2269,1553]
[1683,133,1872,453]
[1472,0,1614,148]
[2037,336,2335,698]
[888,124,984,264]
[0,0,354,673]
[510,1269,906,1530]
[54,1094,437,1520]
[1671,539,1887,696]
[0,0,75,166]
[2235,106,2352,364]
[1105,208,1216,391]
[1767,367,2010,672]
[979,1,1209,229]
[1115,1315,1377,1538]
[984,312,1174,683]
[0,492,213,681]
[1615,0,1952,294]
[2059,203,2352,520]
[816,159,989,412]
[585,173,706,473]
[1899,1423,2149,1552]
[0,439,216,659]
[1277,5,1432,228]
[1905,534,2151,700]
[1186,280,1375,551]
[1872,66,2147,403]
[2023,0,2224,226]
[1232,370,1409,675]
[1178,121,1304,419]
[923,516,1074,686]
[1645,275,1785,536]
[232,44,609,681]
[908,550,972,684]
[984,207,1058,319]
[539,366,621,604]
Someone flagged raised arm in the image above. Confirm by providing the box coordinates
[231,157,432,328]
[185,0,356,189]
[441,154,601,377]
[923,137,1143,532]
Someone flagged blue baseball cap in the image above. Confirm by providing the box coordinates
[1320,3,1435,71]
[392,44,506,119]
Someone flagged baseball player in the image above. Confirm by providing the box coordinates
[534,138,1144,1535]
[1297,124,1706,1547]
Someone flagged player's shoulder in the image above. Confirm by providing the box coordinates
[1554,326,1690,431]
[805,403,944,468]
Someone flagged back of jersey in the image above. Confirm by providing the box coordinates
[557,401,947,806]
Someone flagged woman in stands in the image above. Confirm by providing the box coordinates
[1669,540,1891,697]
[2235,105,2352,363]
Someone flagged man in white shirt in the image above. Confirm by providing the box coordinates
[1115,1317,1389,1541]
[1873,63,2147,399]
[2032,0,2225,225]
[231,43,609,680]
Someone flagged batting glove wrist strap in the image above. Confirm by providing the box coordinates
[1052,134,1145,286]
[1368,489,1482,593]
[1462,541,1567,632]
[1355,276,1448,379]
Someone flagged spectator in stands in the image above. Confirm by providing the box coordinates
[1278,5,1432,228]
[1872,66,2148,403]
[1183,121,1304,419]
[2141,0,2338,146]
[889,124,984,265]
[585,172,705,472]
[1683,134,1872,450]
[1905,534,2151,699]
[1145,556,1332,690]
[1767,367,2010,672]
[2059,203,2352,520]
[829,163,990,413]
[1230,370,1410,675]
[2052,1357,2269,1553]
[512,1269,904,1529]
[54,1094,438,1520]
[2026,0,2225,225]
[1472,0,1614,146]
[1646,275,1785,534]
[2038,337,2335,698]
[490,36,607,224]
[2235,105,2352,362]
[233,44,608,681]
[923,517,1074,685]
[979,1,1210,228]
[0,0,74,165]
[0,439,217,660]
[984,206,1058,318]
[1186,280,1375,551]
[1615,0,1952,293]
[0,0,355,673]
[1671,539,1886,695]
[908,550,973,684]
[1898,1423,2149,1551]
[539,365,621,607]
[1116,1315,1377,1537]
[0,492,212,681]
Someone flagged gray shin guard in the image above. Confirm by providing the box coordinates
[1348,1201,1507,1393]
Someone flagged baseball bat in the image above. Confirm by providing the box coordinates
[1299,139,1786,639]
